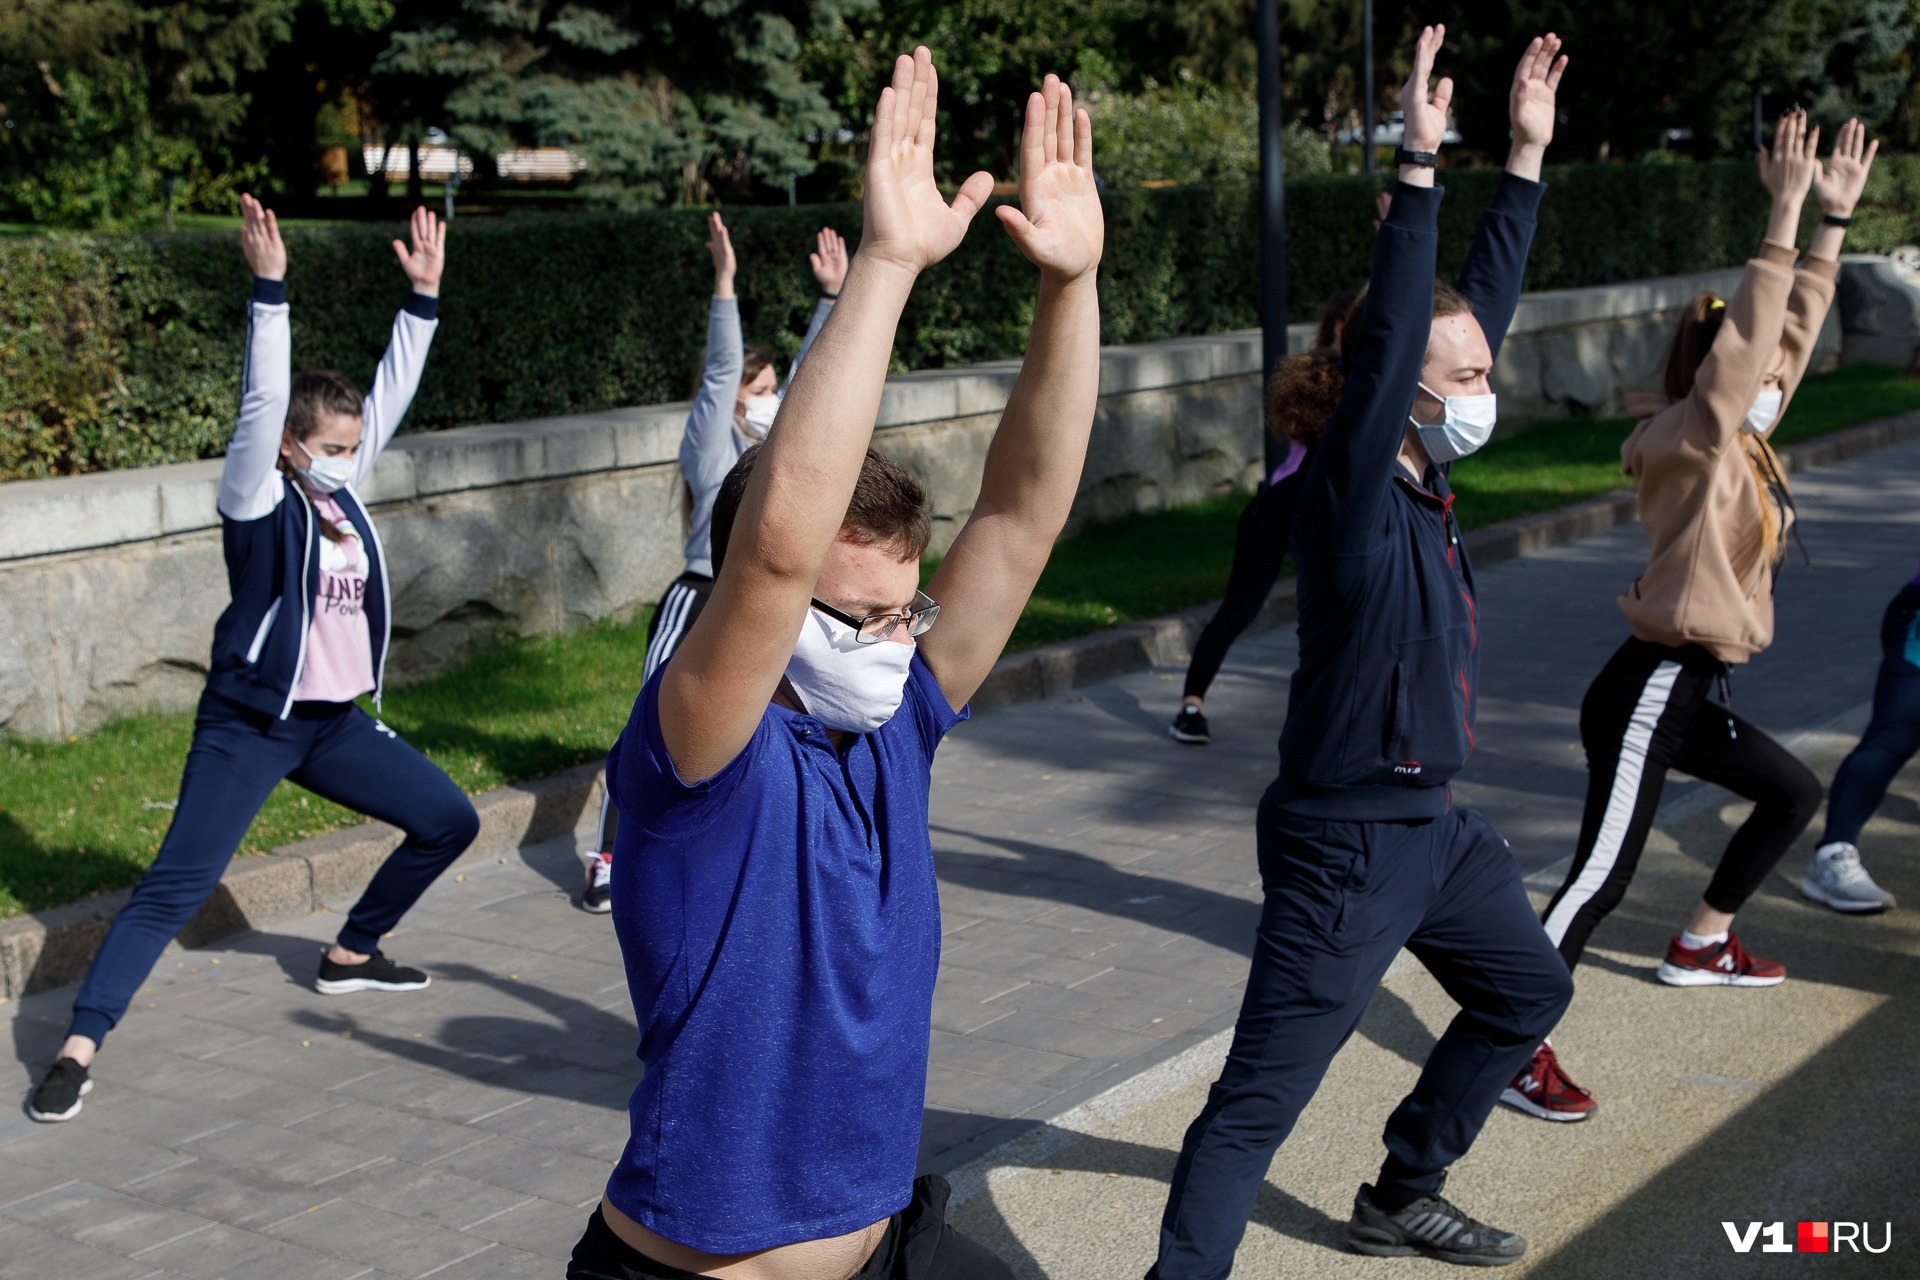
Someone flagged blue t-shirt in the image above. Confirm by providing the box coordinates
[603,654,967,1254]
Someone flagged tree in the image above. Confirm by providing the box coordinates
[0,0,295,226]
[372,0,854,207]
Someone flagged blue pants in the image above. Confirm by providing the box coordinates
[69,692,478,1046]
[1823,583,1920,848]
[1149,793,1573,1280]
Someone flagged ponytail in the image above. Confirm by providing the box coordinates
[1268,282,1471,448]
[1661,293,1727,401]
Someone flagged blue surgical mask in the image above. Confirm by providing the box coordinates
[1410,382,1497,463]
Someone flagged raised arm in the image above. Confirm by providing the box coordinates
[659,48,993,781]
[783,227,847,389]
[1685,109,1819,448]
[680,213,747,495]
[918,76,1104,708]
[1776,118,1876,403]
[352,205,445,484]
[1453,34,1562,359]
[1310,27,1448,546]
[219,194,292,522]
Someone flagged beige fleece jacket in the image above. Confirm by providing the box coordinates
[1617,241,1837,663]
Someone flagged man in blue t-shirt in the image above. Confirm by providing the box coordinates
[567,48,1108,1280]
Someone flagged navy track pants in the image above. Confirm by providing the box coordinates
[1149,793,1573,1280]
[68,691,478,1046]
[1822,583,1920,848]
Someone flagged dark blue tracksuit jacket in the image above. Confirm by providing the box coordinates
[1275,175,1543,820]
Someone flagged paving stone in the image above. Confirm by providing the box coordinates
[263,1196,483,1276]
[0,1220,167,1280]
[0,1179,215,1258]
[415,1242,556,1279]
[321,1159,535,1231]
[132,1220,366,1278]
[425,1133,611,1206]
[109,1160,328,1230]
[288,1099,496,1163]
[178,1120,383,1188]
[0,1162,75,1210]
[460,1193,589,1258]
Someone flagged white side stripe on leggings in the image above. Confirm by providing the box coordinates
[642,584,697,681]
[1543,659,1682,946]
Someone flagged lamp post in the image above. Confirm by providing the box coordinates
[1361,0,1376,176]
[1258,0,1289,476]
[162,168,179,232]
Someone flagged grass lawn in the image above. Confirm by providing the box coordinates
[3,362,1916,918]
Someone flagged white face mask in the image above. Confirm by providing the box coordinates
[1743,388,1784,436]
[292,439,356,494]
[737,393,781,443]
[784,607,915,734]
[1410,381,1498,463]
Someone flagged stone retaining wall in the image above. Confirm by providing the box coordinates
[0,263,1868,739]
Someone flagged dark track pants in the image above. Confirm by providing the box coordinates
[68,691,478,1046]
[597,572,715,853]
[1183,485,1289,702]
[1822,584,1920,848]
[1542,636,1822,970]
[1149,795,1572,1280]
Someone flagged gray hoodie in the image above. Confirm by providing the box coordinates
[678,296,833,577]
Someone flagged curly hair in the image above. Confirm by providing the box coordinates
[1267,282,1473,448]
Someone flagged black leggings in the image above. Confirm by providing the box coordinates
[568,1178,1013,1280]
[1183,481,1293,701]
[1541,636,1822,969]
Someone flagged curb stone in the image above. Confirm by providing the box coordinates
[6,410,1916,1003]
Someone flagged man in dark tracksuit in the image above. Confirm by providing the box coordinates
[1148,28,1573,1277]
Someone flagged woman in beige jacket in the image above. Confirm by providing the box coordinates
[1502,110,1877,1123]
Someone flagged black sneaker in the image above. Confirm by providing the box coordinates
[581,851,613,914]
[315,951,431,995]
[1169,707,1212,745]
[27,1057,92,1123]
[1346,1184,1526,1266]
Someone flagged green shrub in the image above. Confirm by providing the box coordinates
[10,157,1916,481]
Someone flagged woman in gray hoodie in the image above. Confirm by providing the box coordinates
[582,213,846,910]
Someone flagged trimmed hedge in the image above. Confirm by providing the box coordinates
[8,157,1920,480]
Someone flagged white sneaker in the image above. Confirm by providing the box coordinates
[1799,842,1895,914]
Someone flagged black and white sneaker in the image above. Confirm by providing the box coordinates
[1169,706,1212,745]
[581,851,613,914]
[1346,1184,1526,1266]
[27,1057,92,1123]
[315,951,431,995]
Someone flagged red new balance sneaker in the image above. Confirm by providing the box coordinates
[1656,933,1785,987]
[1500,1042,1595,1122]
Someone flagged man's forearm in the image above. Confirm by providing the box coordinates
[974,271,1100,527]
[1506,142,1545,183]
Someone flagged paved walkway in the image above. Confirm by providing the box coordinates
[5,437,1920,1277]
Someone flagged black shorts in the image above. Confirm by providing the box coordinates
[568,1176,1013,1280]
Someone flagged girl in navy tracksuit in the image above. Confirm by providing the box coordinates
[1148,29,1573,1275]
[28,198,478,1125]
[1168,290,1352,745]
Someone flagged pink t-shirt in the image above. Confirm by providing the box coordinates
[292,491,376,703]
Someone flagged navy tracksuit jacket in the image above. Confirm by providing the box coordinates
[1151,177,1575,1280]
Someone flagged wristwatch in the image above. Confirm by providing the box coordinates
[1395,147,1438,168]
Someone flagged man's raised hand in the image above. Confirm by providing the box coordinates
[862,47,994,276]
[809,227,848,295]
[239,193,286,282]
[1813,117,1877,218]
[1507,33,1566,181]
[391,205,446,298]
[996,76,1103,286]
[1399,25,1451,186]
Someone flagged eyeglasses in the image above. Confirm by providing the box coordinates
[811,590,940,645]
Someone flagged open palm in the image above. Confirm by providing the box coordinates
[1812,117,1878,216]
[997,76,1104,284]
[1400,25,1453,153]
[862,47,994,275]
[1508,33,1567,151]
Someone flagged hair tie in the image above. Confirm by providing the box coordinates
[1708,299,1726,312]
